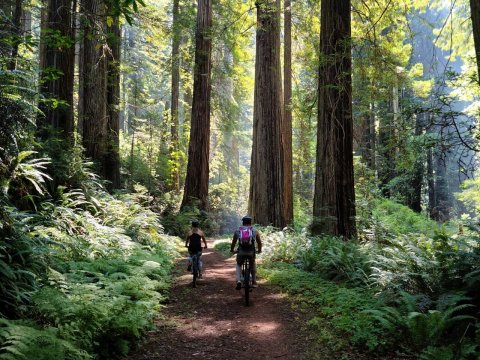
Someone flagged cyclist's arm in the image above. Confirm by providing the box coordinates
[201,230,208,248]
[185,231,191,247]
[255,232,262,253]
[230,233,238,253]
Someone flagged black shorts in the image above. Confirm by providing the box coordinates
[236,249,255,265]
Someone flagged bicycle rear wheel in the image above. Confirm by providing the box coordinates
[244,257,251,306]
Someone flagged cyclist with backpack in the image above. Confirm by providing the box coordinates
[185,220,207,277]
[230,216,262,290]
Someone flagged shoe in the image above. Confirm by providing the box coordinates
[252,281,258,288]
[236,282,242,290]
[187,265,191,272]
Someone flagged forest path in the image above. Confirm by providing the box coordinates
[125,239,312,359]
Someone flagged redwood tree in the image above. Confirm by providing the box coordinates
[105,15,121,190]
[8,0,22,70]
[181,0,212,210]
[80,0,108,174]
[312,0,356,238]
[39,0,75,141]
[283,0,293,225]
[170,0,181,192]
[249,0,286,227]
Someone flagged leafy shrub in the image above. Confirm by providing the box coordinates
[213,240,231,256]
[299,236,372,286]
[259,227,310,264]
[371,199,439,238]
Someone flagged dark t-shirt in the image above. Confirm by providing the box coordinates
[188,233,203,252]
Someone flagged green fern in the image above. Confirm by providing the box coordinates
[0,318,88,360]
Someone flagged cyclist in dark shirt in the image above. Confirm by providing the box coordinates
[185,220,207,276]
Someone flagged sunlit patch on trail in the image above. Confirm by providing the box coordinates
[261,293,285,300]
[245,321,280,334]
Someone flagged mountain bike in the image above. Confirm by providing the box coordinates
[239,253,254,306]
[190,251,202,288]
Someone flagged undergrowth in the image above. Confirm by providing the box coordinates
[256,200,480,359]
[0,185,178,359]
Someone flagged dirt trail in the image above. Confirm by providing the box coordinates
[126,239,311,359]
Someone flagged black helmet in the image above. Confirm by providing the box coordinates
[241,216,252,225]
[191,220,199,227]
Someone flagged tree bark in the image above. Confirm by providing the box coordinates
[470,0,480,82]
[283,0,293,226]
[433,153,451,222]
[170,0,181,193]
[181,0,212,210]
[105,16,121,190]
[38,0,75,141]
[377,97,395,197]
[312,0,356,238]
[0,0,14,61]
[249,0,286,227]
[406,112,424,213]
[8,0,22,70]
[80,0,107,175]
[427,146,435,219]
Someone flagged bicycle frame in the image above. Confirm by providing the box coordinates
[241,256,253,306]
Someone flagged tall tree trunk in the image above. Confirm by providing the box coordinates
[470,0,480,82]
[433,153,450,222]
[8,0,22,70]
[312,0,356,238]
[361,103,376,169]
[377,97,395,197]
[170,0,181,193]
[406,113,424,212]
[0,0,14,63]
[105,16,121,190]
[181,0,212,210]
[80,0,107,175]
[427,146,435,219]
[38,0,75,141]
[283,0,293,226]
[76,0,84,136]
[249,0,285,227]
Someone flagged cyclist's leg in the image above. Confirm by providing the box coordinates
[187,251,193,271]
[198,252,203,277]
[235,252,243,289]
[251,255,257,286]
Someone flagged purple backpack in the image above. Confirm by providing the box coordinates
[238,226,254,249]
